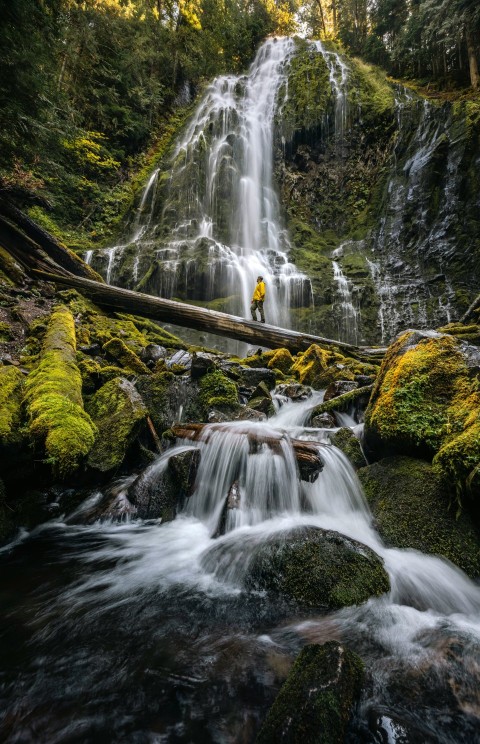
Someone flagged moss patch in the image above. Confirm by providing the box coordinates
[86,376,147,472]
[24,306,97,475]
[199,370,239,413]
[0,366,25,446]
[103,337,150,375]
[359,456,480,578]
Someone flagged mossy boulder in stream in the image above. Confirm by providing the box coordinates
[86,376,147,472]
[359,456,480,578]
[257,641,364,744]
[24,306,97,476]
[244,526,389,609]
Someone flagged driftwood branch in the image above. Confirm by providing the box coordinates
[171,423,325,482]
[31,269,387,360]
[460,293,480,324]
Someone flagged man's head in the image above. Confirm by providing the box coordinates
[257,276,263,282]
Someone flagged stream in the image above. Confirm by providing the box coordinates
[1,394,480,743]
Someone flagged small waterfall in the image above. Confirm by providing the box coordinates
[331,260,359,343]
[314,41,350,140]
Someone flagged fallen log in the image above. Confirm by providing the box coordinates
[31,269,387,360]
[0,198,102,282]
[460,292,480,324]
[0,216,72,277]
[171,423,324,482]
[309,384,374,422]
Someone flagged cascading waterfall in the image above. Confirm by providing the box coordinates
[1,392,479,741]
[88,38,312,330]
[331,259,359,344]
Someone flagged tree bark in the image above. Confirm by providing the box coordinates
[171,423,325,482]
[0,198,102,281]
[465,28,479,90]
[32,269,387,360]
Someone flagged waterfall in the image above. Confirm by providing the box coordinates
[91,38,312,328]
[331,259,359,343]
[314,41,350,140]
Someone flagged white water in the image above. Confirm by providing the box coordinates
[314,41,350,140]
[332,259,359,343]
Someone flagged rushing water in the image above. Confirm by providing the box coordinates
[1,394,480,742]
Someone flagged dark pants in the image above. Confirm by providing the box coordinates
[251,300,265,322]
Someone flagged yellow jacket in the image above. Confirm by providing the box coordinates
[252,281,266,302]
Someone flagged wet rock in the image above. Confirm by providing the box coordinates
[103,337,150,375]
[139,343,167,367]
[237,367,276,391]
[79,343,102,356]
[331,427,367,470]
[86,377,147,472]
[275,383,312,401]
[359,456,480,578]
[190,351,217,379]
[248,381,275,416]
[166,349,192,370]
[214,481,241,537]
[257,642,364,744]
[243,525,390,609]
[129,448,200,521]
[311,412,336,428]
[136,372,204,431]
[231,407,267,422]
[355,374,375,387]
[324,379,358,402]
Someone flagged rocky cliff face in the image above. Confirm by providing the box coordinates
[277,40,480,344]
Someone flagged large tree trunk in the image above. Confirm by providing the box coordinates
[465,28,479,90]
[32,269,387,360]
[0,198,102,281]
[171,424,325,482]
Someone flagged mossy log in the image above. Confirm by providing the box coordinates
[310,384,374,420]
[0,198,101,281]
[460,292,480,324]
[171,423,324,482]
[32,269,387,360]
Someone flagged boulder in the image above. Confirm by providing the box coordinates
[331,428,368,470]
[275,383,312,401]
[103,337,150,375]
[166,349,192,370]
[136,372,204,431]
[86,377,147,472]
[237,367,276,391]
[190,351,217,379]
[242,526,389,609]
[257,642,364,744]
[311,412,336,428]
[266,348,294,374]
[358,456,480,578]
[324,379,358,402]
[364,330,480,502]
[129,448,200,521]
[248,381,275,416]
[139,343,167,367]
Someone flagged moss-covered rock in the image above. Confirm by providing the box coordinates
[86,376,147,472]
[257,641,364,744]
[243,526,389,609]
[199,370,240,413]
[0,366,25,446]
[24,306,97,475]
[266,348,294,374]
[332,428,367,470]
[103,337,150,375]
[364,330,480,501]
[359,456,480,578]
[291,344,335,387]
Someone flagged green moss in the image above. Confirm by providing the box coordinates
[311,384,373,418]
[0,366,25,445]
[86,376,147,472]
[0,322,14,342]
[359,456,480,577]
[332,428,367,470]
[24,305,97,475]
[103,337,150,375]
[291,344,335,387]
[199,370,239,412]
[0,245,26,285]
[266,348,294,374]
[257,642,364,744]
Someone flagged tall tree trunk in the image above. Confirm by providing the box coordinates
[331,0,337,34]
[465,28,479,90]
[316,0,327,37]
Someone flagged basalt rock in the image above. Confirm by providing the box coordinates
[324,379,358,402]
[311,412,336,428]
[243,525,389,609]
[257,641,364,744]
[237,367,276,391]
[331,428,367,470]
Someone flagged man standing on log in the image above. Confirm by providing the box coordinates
[251,276,266,323]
